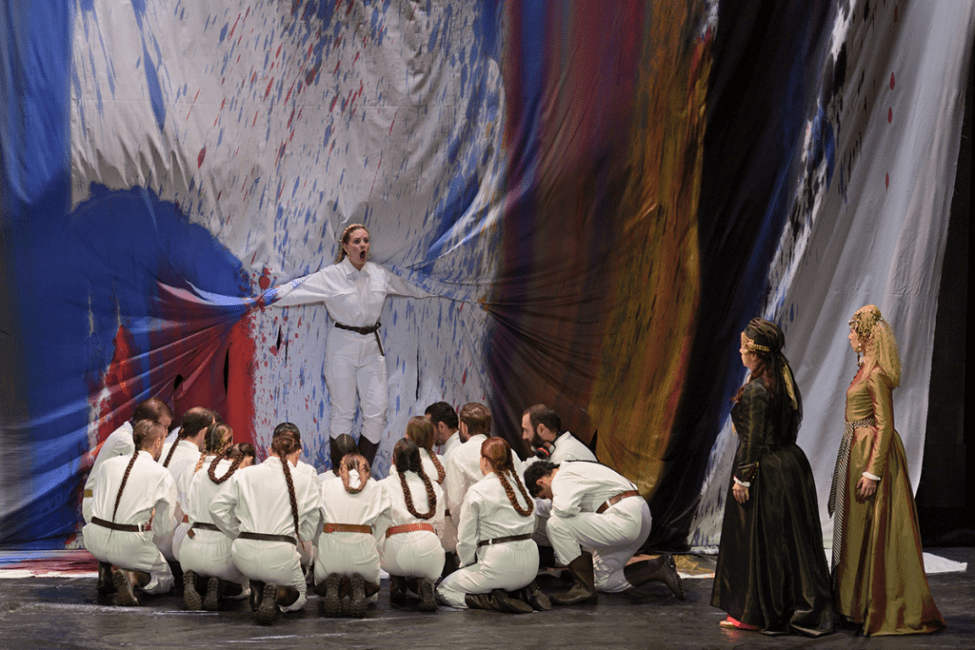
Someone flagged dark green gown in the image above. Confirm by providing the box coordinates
[710,380,832,636]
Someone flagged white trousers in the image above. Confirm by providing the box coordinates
[547,497,652,593]
[436,539,539,608]
[83,523,174,594]
[178,529,246,584]
[326,328,387,444]
[379,530,445,582]
[314,531,381,585]
[231,538,307,612]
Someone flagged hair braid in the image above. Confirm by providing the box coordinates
[193,451,207,474]
[281,457,301,539]
[162,439,179,468]
[208,446,242,485]
[429,452,446,484]
[496,469,534,517]
[111,452,140,523]
[397,465,436,520]
[340,454,371,494]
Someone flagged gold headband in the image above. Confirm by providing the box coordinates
[741,333,770,353]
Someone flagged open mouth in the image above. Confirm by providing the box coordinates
[359,250,366,260]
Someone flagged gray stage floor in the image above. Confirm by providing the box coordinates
[0,548,971,649]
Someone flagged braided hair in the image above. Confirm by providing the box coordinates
[112,420,167,523]
[392,439,436,520]
[208,443,256,485]
[271,422,303,539]
[339,453,371,494]
[405,416,445,484]
[329,434,360,475]
[194,422,233,474]
[481,437,533,516]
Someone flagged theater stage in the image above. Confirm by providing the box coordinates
[0,549,971,649]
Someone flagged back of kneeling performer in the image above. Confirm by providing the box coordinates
[437,437,550,613]
[209,422,322,624]
[524,460,684,605]
[83,419,177,606]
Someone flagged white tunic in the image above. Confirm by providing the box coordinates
[178,457,245,584]
[314,470,389,585]
[436,471,538,608]
[377,472,445,581]
[157,439,202,560]
[439,431,461,457]
[210,457,321,611]
[82,450,177,594]
[82,421,134,521]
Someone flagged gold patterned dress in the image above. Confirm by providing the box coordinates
[830,366,945,635]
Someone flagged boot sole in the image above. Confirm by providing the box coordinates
[321,574,343,617]
[203,577,221,611]
[417,579,437,612]
[348,574,367,618]
[113,570,139,607]
[493,589,533,614]
[255,582,278,625]
[183,570,202,610]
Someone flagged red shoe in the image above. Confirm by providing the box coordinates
[719,615,759,631]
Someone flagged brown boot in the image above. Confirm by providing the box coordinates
[348,574,368,618]
[96,562,116,596]
[320,573,342,617]
[464,589,533,613]
[255,582,279,625]
[520,581,552,611]
[417,578,438,612]
[113,569,139,607]
[623,554,685,600]
[551,552,597,606]
[202,576,222,611]
[389,575,408,606]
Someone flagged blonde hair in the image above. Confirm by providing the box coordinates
[334,223,369,264]
[850,305,901,388]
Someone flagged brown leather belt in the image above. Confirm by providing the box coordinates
[477,533,532,548]
[238,531,297,546]
[596,490,641,514]
[91,516,152,533]
[323,523,372,534]
[186,522,221,538]
[385,523,434,538]
[335,321,384,356]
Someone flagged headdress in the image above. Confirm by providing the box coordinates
[742,318,801,416]
[849,305,901,387]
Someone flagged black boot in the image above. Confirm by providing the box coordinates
[183,570,202,610]
[348,574,368,618]
[358,437,379,465]
[551,552,597,605]
[623,554,685,600]
[464,589,533,613]
[417,578,438,612]
[96,562,116,596]
[255,582,279,625]
[320,573,342,617]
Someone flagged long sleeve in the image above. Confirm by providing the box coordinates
[864,369,895,479]
[455,490,481,567]
[209,476,242,539]
[732,382,769,484]
[266,269,337,308]
[385,270,430,300]
[151,472,179,537]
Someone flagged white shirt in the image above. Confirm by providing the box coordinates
[456,471,535,567]
[550,431,597,464]
[86,450,178,537]
[376,471,445,537]
[185,456,234,525]
[319,470,389,531]
[439,431,461,457]
[271,258,428,326]
[550,462,638,519]
[210,457,321,543]
[444,434,523,518]
[90,422,135,474]
[161,440,204,511]
[418,447,446,485]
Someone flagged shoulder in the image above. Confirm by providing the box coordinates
[865,366,894,391]
[740,379,770,402]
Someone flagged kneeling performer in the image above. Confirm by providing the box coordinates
[524,461,684,605]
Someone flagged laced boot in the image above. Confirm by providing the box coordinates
[389,575,408,607]
[183,570,202,610]
[96,562,116,596]
[623,554,685,600]
[551,552,597,606]
[250,580,265,612]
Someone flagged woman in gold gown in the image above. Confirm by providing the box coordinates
[828,305,945,635]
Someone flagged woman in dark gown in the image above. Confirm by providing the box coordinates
[711,318,832,636]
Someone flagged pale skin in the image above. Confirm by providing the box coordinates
[849,326,879,499]
[534,468,559,500]
[424,413,457,447]
[342,228,370,271]
[521,413,557,450]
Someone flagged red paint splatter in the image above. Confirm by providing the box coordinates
[888,107,892,123]
[389,110,397,134]
[885,173,889,189]
[229,14,240,39]
[276,43,283,58]
[461,369,467,384]
[226,315,258,446]
[265,77,274,99]
[333,59,341,75]
[353,51,360,65]
[287,107,296,128]
[330,95,338,111]
[890,72,895,89]
[259,267,273,291]
[197,146,206,167]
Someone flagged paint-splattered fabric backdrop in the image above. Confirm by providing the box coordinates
[1,0,971,549]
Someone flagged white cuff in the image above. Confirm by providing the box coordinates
[862,471,881,481]
[733,477,751,488]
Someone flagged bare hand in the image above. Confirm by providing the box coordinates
[856,476,878,499]
[732,483,749,504]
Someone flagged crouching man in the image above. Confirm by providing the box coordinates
[523,461,684,605]
[83,419,177,605]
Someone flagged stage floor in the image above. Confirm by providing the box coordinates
[0,548,971,649]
